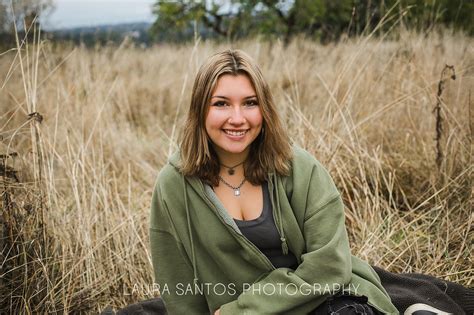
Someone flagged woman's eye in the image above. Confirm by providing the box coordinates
[212,101,227,107]
[245,100,259,106]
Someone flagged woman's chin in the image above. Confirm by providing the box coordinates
[216,143,250,156]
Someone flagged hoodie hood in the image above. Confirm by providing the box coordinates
[168,150,181,169]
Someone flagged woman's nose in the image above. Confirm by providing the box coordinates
[228,106,245,124]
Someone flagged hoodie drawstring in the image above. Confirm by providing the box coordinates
[273,173,289,255]
[183,174,199,285]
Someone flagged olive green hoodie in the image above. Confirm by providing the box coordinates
[150,145,397,314]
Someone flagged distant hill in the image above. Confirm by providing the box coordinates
[52,22,151,34]
[48,22,153,46]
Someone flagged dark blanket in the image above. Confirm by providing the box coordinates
[373,266,474,314]
[102,268,474,315]
[101,298,166,315]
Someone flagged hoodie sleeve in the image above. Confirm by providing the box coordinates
[219,152,352,315]
[150,179,210,315]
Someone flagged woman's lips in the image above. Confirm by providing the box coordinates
[222,129,249,140]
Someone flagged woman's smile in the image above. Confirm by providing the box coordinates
[222,128,249,138]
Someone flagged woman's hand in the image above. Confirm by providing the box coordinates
[213,308,220,315]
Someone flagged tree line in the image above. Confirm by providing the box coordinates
[151,0,473,43]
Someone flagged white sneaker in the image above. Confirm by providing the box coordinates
[404,303,453,315]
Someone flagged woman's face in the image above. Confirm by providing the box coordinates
[205,74,263,161]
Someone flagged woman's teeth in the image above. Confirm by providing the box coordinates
[224,130,247,136]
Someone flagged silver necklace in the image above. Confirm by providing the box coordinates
[218,175,246,196]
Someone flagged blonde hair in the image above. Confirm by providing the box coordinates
[180,49,292,186]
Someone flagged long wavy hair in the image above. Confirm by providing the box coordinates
[179,49,292,186]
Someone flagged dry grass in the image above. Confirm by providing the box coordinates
[0,29,472,313]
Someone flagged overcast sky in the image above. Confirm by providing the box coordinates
[41,0,155,30]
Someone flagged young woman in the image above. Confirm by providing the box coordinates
[149,49,398,314]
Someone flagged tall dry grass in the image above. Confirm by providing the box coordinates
[0,29,472,313]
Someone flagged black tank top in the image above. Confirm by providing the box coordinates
[234,181,298,269]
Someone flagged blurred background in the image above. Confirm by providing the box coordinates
[0,0,472,47]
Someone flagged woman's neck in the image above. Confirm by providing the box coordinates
[215,147,249,168]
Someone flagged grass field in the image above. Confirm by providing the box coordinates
[0,29,472,313]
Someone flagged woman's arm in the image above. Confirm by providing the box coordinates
[150,180,210,314]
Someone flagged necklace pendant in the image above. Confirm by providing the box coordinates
[228,168,235,175]
[234,188,241,196]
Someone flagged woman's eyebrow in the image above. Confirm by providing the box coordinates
[211,95,257,99]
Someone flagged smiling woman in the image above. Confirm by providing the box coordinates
[146,49,397,315]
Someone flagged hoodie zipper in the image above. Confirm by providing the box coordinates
[268,174,291,255]
[198,181,276,272]
[267,176,282,244]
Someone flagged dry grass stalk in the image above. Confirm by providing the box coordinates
[433,64,456,171]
